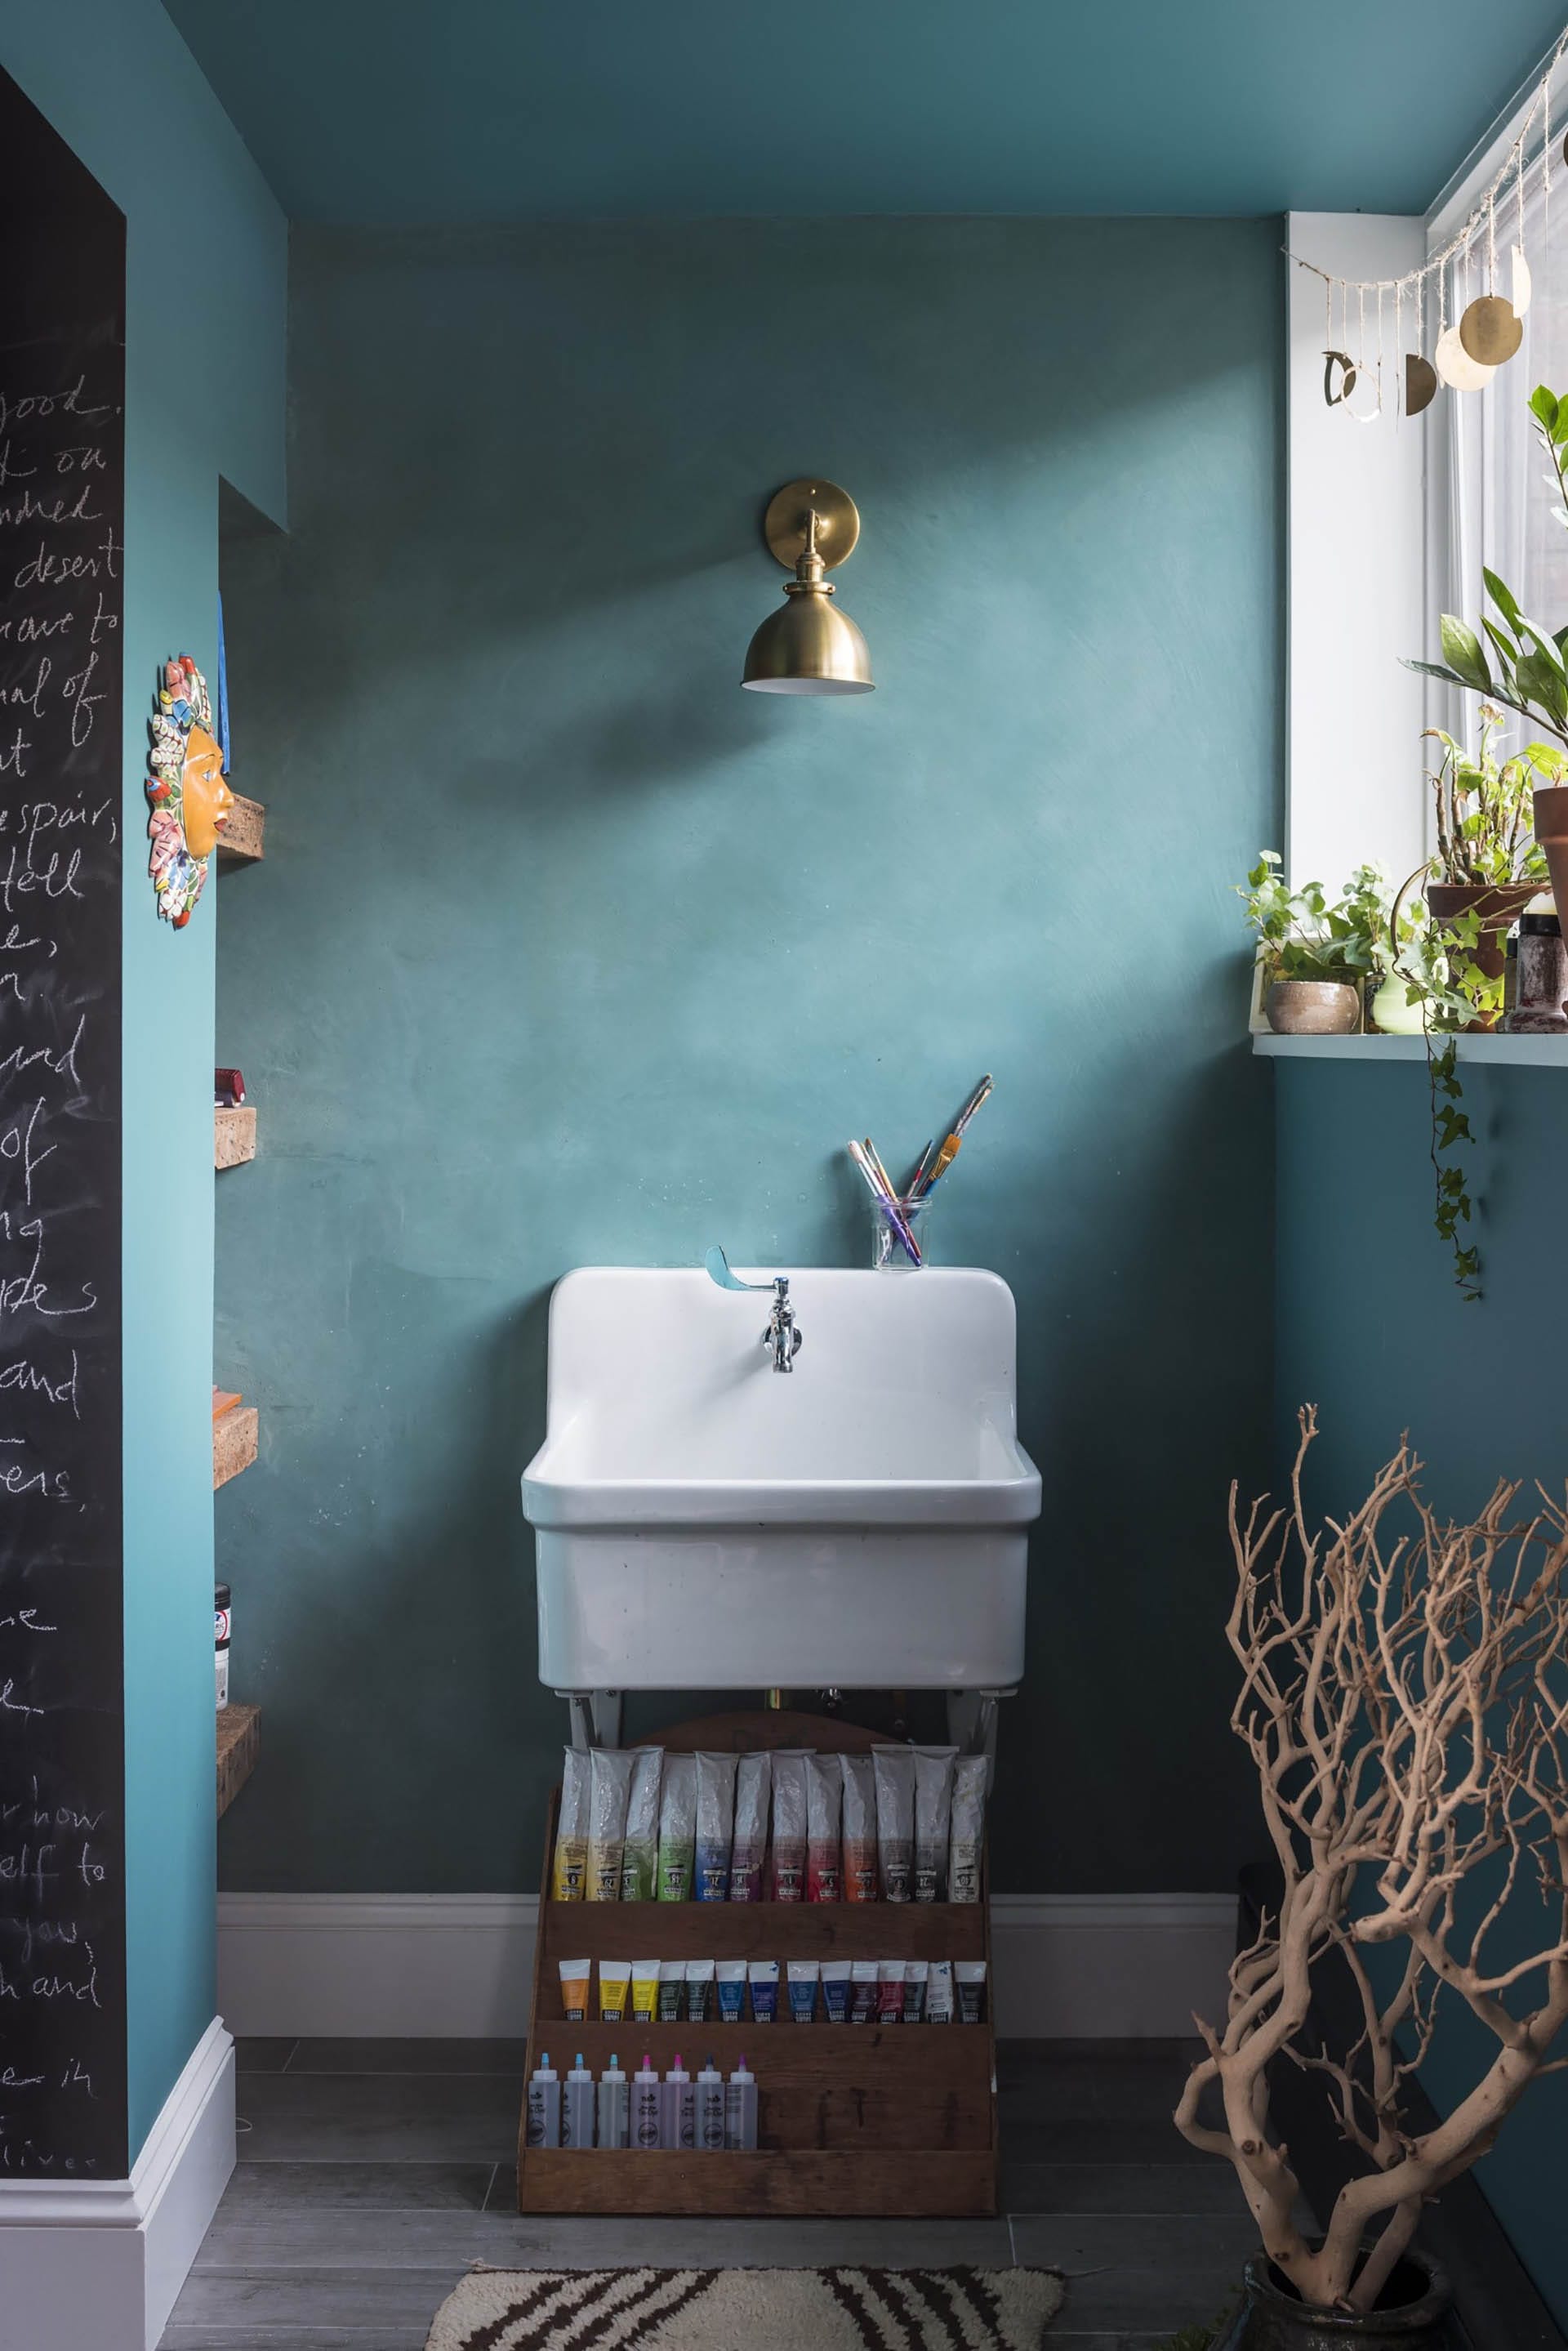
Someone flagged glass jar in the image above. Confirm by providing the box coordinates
[870,1191,933,1270]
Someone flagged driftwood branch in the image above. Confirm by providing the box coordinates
[1174,1409,1568,2312]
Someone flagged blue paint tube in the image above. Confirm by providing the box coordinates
[748,1957,779,2023]
[716,1960,747,2023]
[821,1960,851,2023]
[694,1751,738,1902]
[787,1960,819,2023]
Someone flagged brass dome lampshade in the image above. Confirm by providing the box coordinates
[741,479,874,695]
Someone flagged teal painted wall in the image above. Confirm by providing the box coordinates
[216,216,1281,1900]
[0,1,285,2158]
[1274,1060,1568,2331]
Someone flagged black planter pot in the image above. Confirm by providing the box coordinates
[1214,2251,1450,2351]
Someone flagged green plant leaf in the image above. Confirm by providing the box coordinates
[1484,568,1524,631]
[1530,384,1560,432]
[1439,617,1492,691]
[1405,658,1468,688]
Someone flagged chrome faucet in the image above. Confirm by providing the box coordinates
[705,1247,804,1373]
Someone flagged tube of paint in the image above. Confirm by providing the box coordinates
[632,2055,662,2149]
[685,1957,715,2024]
[821,1958,851,2023]
[620,1747,664,1901]
[728,1752,772,1903]
[657,1959,684,2022]
[927,1959,956,2024]
[769,1752,808,1902]
[558,1958,590,2023]
[873,1746,915,1902]
[903,1960,929,2024]
[913,1747,958,1903]
[598,2054,629,2149]
[849,1957,879,2023]
[525,2053,560,2148]
[563,2054,596,2148]
[630,1961,660,2025]
[657,1755,697,1902]
[662,2052,694,2150]
[956,1959,988,2024]
[550,1749,590,1901]
[694,1751,739,1901]
[875,1957,906,2025]
[840,1753,878,1902]
[697,2056,727,2150]
[748,1957,779,2023]
[586,1747,635,1901]
[786,1959,818,2023]
[948,1756,987,1905]
[598,1959,631,2023]
[716,1959,747,2023]
[804,1753,842,1903]
[725,2056,758,2150]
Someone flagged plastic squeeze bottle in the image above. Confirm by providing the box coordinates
[724,2055,758,2151]
[525,2053,560,2149]
[697,2056,726,2151]
[598,2054,629,2149]
[563,2054,595,2149]
[663,2053,694,2151]
[632,2055,662,2150]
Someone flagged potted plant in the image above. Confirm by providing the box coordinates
[1238,856,1388,1035]
[1410,385,1568,919]
[1414,708,1552,1024]
[1178,1411,1568,2344]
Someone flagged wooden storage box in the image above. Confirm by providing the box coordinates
[517,1712,997,2218]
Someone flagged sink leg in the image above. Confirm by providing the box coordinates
[559,1690,624,1750]
[947,1689,1011,1790]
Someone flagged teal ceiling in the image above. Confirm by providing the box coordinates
[166,0,1561,221]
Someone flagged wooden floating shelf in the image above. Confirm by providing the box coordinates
[518,2148,996,2219]
[214,1104,256,1169]
[217,793,265,864]
[213,1404,258,1490]
[217,1702,260,1818]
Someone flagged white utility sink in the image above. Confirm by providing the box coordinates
[522,1265,1040,1692]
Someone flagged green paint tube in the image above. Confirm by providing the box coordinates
[657,1755,697,1901]
[620,1747,663,1901]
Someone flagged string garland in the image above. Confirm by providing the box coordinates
[1290,20,1568,414]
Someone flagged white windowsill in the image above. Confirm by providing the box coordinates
[1254,1032,1568,1065]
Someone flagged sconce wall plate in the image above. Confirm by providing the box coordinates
[742,477,874,697]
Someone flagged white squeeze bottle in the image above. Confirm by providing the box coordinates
[598,2054,630,2150]
[697,2055,726,2152]
[563,2054,595,2149]
[525,2053,560,2149]
[725,2054,758,2151]
[663,2053,695,2151]
[632,2054,662,2151]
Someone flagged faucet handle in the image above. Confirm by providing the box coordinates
[704,1245,784,1296]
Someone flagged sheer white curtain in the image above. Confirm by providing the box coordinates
[1435,163,1568,755]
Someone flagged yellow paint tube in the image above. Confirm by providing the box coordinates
[630,1961,660,2023]
[598,1958,631,2023]
[550,1748,590,1902]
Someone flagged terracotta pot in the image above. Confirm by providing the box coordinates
[1534,783,1568,927]
[1266,979,1360,1036]
[1215,2251,1450,2351]
[1424,881,1539,1028]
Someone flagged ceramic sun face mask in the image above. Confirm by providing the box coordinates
[145,654,234,926]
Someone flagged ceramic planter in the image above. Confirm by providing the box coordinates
[1534,783,1568,928]
[1266,979,1360,1036]
[1215,2251,1450,2351]
[1423,881,1539,1027]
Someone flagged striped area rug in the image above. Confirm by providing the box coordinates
[425,2265,1064,2349]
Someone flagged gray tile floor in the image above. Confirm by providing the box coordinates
[159,2036,1254,2349]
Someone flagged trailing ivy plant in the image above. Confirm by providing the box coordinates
[1379,890,1490,1300]
[1236,853,1388,989]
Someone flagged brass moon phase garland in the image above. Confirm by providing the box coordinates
[1290,19,1568,417]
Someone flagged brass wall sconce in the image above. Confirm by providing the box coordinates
[741,480,874,696]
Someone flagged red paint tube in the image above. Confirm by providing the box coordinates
[875,1958,906,2024]
[804,1753,842,1902]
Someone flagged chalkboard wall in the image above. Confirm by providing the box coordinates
[0,66,127,2180]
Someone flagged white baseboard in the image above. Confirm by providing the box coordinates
[0,2018,234,2351]
[217,1891,1236,2041]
